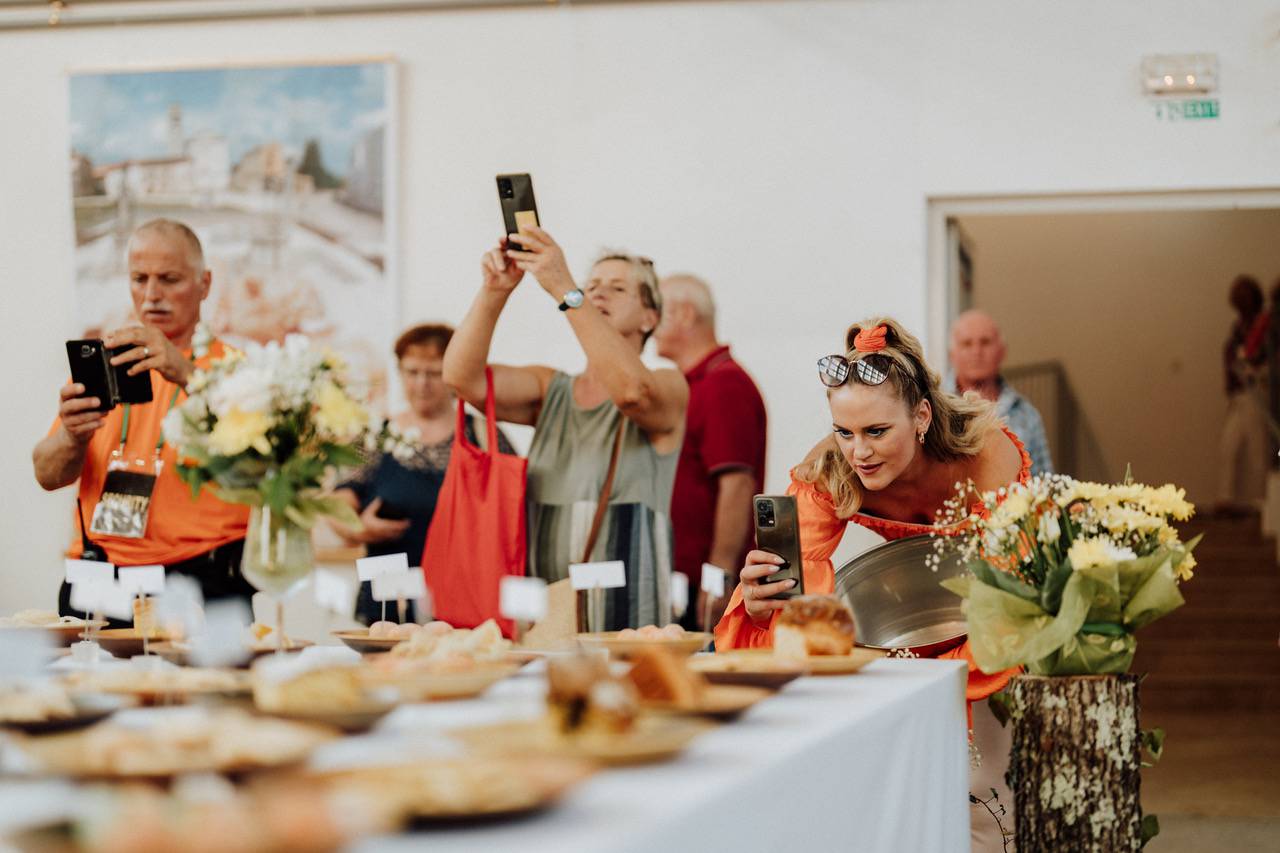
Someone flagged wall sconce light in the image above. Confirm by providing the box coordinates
[1141,54,1218,95]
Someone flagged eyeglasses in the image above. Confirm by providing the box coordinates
[817,353,894,388]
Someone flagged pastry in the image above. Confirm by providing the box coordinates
[0,610,85,628]
[0,683,76,723]
[546,653,636,734]
[253,666,367,714]
[774,595,856,658]
[626,647,705,709]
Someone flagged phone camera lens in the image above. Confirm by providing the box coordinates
[498,179,514,199]
[80,345,94,357]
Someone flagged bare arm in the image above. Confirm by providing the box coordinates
[442,244,555,426]
[509,226,688,437]
[707,469,757,579]
[32,384,106,491]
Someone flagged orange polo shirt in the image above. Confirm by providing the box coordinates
[51,340,248,566]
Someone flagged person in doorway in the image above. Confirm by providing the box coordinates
[947,308,1053,475]
[653,274,766,630]
[443,228,688,630]
[331,323,514,625]
[33,219,251,609]
[715,318,1028,853]
[1218,274,1271,513]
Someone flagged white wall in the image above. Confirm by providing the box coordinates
[3,0,1279,608]
[963,208,1280,504]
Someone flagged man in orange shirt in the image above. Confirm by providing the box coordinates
[33,219,250,612]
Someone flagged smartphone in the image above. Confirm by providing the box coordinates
[66,339,153,412]
[496,173,539,249]
[753,495,805,599]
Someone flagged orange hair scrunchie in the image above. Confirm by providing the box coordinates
[852,324,889,353]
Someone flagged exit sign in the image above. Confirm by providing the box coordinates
[1154,99,1220,121]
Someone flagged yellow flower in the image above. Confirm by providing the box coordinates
[314,381,366,441]
[1067,536,1136,570]
[1175,552,1197,582]
[208,407,272,456]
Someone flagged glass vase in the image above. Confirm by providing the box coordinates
[241,505,313,651]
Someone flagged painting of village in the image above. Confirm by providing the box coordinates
[68,60,396,405]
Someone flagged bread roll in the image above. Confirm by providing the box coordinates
[774,596,856,658]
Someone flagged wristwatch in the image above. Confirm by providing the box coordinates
[558,288,585,311]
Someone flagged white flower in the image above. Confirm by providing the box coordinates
[1036,511,1061,545]
[208,365,275,416]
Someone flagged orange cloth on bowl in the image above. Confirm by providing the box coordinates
[49,339,248,567]
[713,426,1033,703]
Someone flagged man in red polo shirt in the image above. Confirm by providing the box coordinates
[655,274,767,630]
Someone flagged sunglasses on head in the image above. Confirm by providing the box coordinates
[817,353,894,388]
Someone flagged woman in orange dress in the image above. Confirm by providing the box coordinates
[715,317,1029,852]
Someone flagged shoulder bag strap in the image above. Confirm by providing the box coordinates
[580,417,626,563]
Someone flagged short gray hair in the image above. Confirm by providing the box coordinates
[659,273,716,326]
[129,218,206,276]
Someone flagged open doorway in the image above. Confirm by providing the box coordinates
[926,192,1280,851]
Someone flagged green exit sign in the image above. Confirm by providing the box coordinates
[1154,99,1220,121]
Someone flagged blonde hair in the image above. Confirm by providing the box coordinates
[592,250,661,342]
[794,316,999,518]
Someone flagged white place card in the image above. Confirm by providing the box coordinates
[118,565,165,595]
[500,576,548,622]
[357,552,409,582]
[670,572,689,618]
[700,563,727,598]
[70,579,133,621]
[371,570,427,602]
[64,559,114,585]
[313,569,353,615]
[569,560,626,591]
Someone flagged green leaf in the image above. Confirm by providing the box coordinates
[1140,814,1160,847]
[987,690,1012,727]
[1124,557,1184,630]
[1142,727,1166,764]
[1039,560,1073,615]
[969,559,1039,603]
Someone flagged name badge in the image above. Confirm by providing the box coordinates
[91,470,157,539]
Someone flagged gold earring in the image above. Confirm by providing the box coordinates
[917,430,926,445]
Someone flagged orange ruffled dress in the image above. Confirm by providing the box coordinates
[713,428,1032,705]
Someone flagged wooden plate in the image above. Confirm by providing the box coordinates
[0,621,108,648]
[316,757,592,824]
[267,699,397,733]
[331,630,401,654]
[248,639,314,658]
[643,684,772,719]
[456,713,711,766]
[365,664,519,701]
[576,631,712,660]
[0,694,126,735]
[686,654,805,690]
[11,712,334,780]
[92,628,178,659]
[62,669,250,704]
[716,647,884,675]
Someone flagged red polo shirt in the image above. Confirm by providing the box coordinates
[671,346,767,582]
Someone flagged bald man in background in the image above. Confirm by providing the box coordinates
[654,274,766,629]
[948,309,1054,475]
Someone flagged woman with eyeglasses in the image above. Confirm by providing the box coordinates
[443,227,688,630]
[714,317,1029,853]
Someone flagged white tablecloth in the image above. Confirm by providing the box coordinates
[0,658,970,853]
[358,657,970,853]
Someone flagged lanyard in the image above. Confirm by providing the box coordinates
[117,386,184,457]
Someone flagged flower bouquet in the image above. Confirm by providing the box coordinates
[936,474,1199,675]
[163,335,407,599]
[936,473,1200,851]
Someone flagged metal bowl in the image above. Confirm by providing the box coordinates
[834,535,967,657]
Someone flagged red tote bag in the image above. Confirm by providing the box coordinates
[421,368,527,637]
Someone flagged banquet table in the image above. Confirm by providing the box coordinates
[0,657,970,853]
[356,656,970,853]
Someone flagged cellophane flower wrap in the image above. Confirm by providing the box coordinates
[936,474,1200,676]
[163,335,414,529]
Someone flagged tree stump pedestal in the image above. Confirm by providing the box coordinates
[1007,673,1144,852]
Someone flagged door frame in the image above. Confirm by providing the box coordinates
[924,187,1280,360]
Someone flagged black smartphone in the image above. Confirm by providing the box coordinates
[66,339,153,412]
[753,495,805,599]
[496,173,539,249]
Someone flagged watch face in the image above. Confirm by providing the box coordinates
[564,289,584,308]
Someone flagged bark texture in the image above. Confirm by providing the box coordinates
[1008,674,1143,852]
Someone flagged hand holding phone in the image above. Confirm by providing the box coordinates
[496,173,539,245]
[750,494,805,597]
[65,339,153,413]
